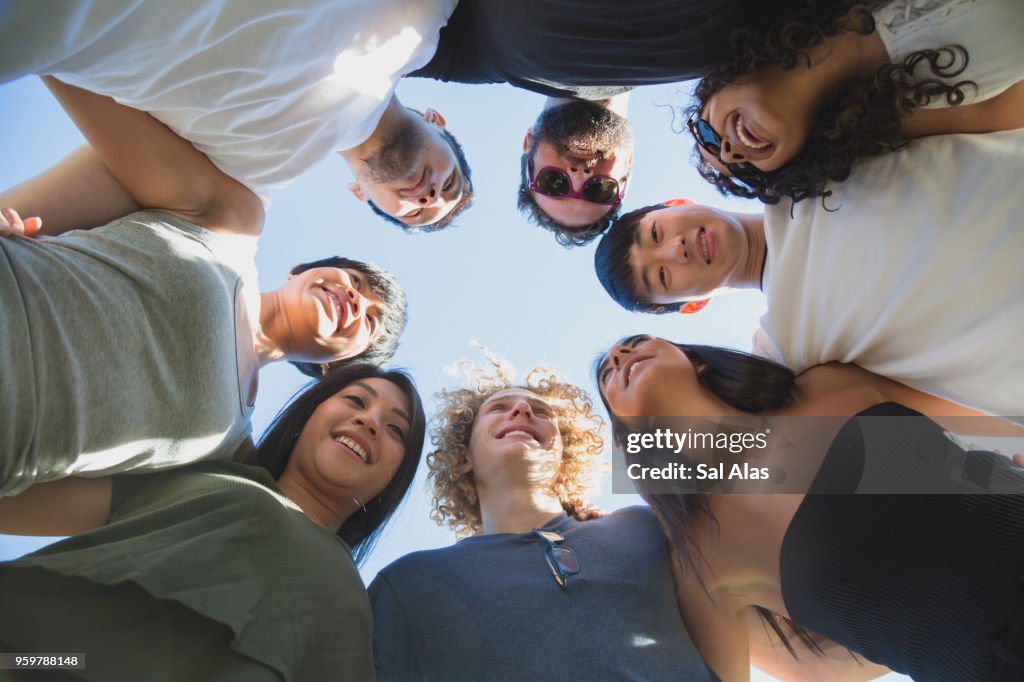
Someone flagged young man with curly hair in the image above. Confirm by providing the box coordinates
[367,366,715,681]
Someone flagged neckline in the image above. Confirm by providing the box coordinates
[458,512,570,543]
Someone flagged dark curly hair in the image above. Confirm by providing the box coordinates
[690,1,976,205]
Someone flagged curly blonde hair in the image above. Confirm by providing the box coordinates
[428,359,605,537]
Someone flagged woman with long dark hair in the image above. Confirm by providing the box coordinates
[688,0,1024,204]
[596,335,1024,681]
[0,364,426,680]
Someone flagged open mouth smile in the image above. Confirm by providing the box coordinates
[734,114,771,153]
[623,355,654,387]
[333,432,371,463]
[401,168,428,197]
[323,288,348,333]
[496,424,544,444]
[698,227,713,265]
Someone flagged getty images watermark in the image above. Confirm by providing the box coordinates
[611,415,1024,495]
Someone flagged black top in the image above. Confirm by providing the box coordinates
[409,0,751,99]
[780,403,1024,681]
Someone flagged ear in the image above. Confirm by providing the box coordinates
[457,459,473,475]
[523,128,534,153]
[679,299,710,314]
[423,108,446,128]
[663,198,694,207]
[347,182,367,202]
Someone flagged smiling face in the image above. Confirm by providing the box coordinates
[627,203,749,304]
[465,388,564,487]
[275,267,384,363]
[597,336,703,426]
[288,378,413,506]
[525,101,634,229]
[701,70,815,176]
[352,109,466,228]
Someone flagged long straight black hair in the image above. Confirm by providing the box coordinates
[596,337,822,657]
[250,364,426,565]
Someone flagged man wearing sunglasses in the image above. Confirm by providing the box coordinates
[594,124,1024,418]
[368,373,715,681]
[518,95,635,247]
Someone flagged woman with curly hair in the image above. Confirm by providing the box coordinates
[689,0,1024,204]
[0,364,426,681]
[597,334,1024,681]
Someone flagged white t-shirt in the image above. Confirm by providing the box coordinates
[0,0,456,198]
[874,0,1024,105]
[754,128,1024,416]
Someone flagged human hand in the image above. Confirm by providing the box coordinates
[992,449,1024,470]
[0,208,42,238]
[570,499,606,521]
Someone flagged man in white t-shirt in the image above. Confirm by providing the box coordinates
[595,130,1024,418]
[0,0,473,231]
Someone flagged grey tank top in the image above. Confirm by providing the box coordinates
[0,210,259,496]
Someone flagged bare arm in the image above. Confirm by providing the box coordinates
[902,80,1024,138]
[803,363,1024,437]
[872,375,1024,438]
[42,76,264,236]
[747,609,891,682]
[0,476,112,537]
[0,145,140,236]
[670,554,751,682]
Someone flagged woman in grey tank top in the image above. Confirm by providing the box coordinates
[0,78,411,496]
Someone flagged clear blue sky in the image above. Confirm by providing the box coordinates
[0,73,911,682]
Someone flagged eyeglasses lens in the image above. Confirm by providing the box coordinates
[582,177,619,203]
[535,168,571,196]
[551,546,580,574]
[693,119,722,156]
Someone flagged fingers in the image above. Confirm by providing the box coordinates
[1013,453,1024,469]
[23,216,43,235]
[570,499,606,521]
[0,208,43,238]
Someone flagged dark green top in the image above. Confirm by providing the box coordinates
[0,462,373,681]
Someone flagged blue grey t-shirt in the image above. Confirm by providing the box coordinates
[369,506,715,681]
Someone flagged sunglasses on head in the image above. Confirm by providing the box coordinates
[686,115,767,186]
[527,159,624,206]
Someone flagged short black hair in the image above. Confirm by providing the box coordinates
[594,204,680,314]
[287,256,408,377]
[368,126,474,233]
[518,151,620,248]
[251,364,426,565]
